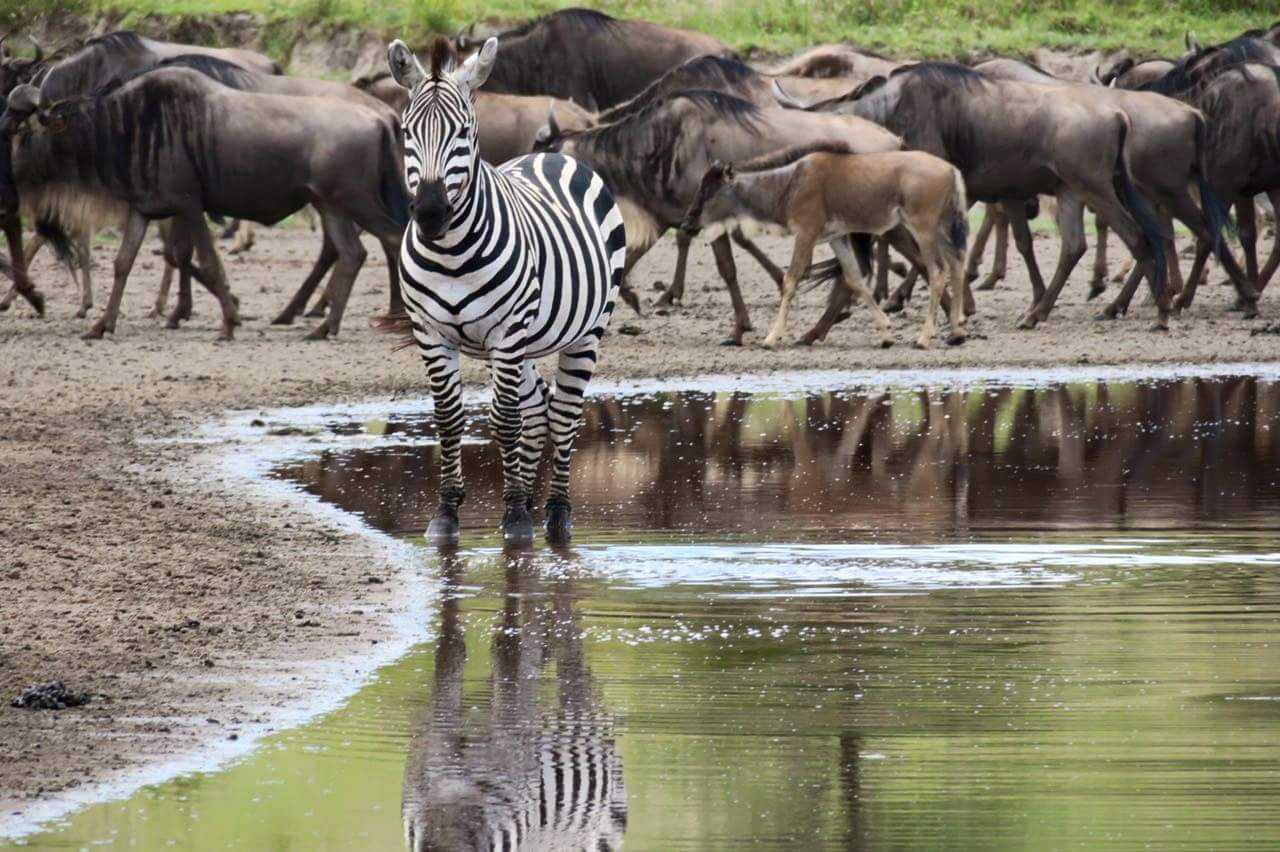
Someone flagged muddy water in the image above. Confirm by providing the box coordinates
[12,372,1280,850]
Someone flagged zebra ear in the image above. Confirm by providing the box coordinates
[387,40,424,90]
[457,37,497,92]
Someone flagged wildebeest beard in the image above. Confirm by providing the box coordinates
[570,89,764,209]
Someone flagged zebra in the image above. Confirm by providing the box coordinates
[383,36,627,545]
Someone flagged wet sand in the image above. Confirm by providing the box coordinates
[1,221,1277,829]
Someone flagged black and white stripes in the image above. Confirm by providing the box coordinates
[386,36,627,542]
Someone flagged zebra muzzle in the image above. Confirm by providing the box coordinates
[411,178,451,239]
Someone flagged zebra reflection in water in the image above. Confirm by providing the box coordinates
[403,552,627,851]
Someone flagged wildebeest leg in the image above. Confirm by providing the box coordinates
[711,234,753,346]
[152,263,174,319]
[1171,240,1214,313]
[831,236,892,348]
[85,211,149,340]
[1019,193,1087,328]
[800,234,874,345]
[1232,199,1261,314]
[1090,217,1109,300]
[1091,193,1170,330]
[873,238,891,302]
[273,233,338,325]
[965,204,995,284]
[66,235,94,319]
[382,236,405,315]
[0,211,43,317]
[882,227,926,313]
[305,289,330,318]
[976,206,1009,292]
[1003,198,1045,312]
[187,215,239,341]
[656,230,692,306]
[228,221,256,255]
[731,228,785,292]
[761,230,818,349]
[307,213,366,340]
[220,218,240,240]
[1258,189,1280,293]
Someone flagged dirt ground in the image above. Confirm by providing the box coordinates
[1,219,1277,828]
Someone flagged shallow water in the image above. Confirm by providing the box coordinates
[11,371,1280,850]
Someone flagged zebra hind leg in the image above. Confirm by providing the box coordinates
[515,364,551,513]
[545,328,604,543]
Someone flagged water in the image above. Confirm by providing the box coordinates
[11,371,1280,850]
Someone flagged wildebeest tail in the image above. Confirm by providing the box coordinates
[35,216,77,272]
[800,257,841,294]
[379,125,411,231]
[1190,111,1247,284]
[369,311,417,351]
[1111,115,1167,300]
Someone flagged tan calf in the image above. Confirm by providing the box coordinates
[681,144,969,349]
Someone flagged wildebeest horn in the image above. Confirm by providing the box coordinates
[851,74,888,100]
[6,83,41,117]
[770,78,808,109]
[1185,31,1201,53]
[1089,63,1103,85]
[28,35,43,64]
[0,34,9,59]
[546,101,561,137]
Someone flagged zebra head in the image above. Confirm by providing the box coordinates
[387,36,497,240]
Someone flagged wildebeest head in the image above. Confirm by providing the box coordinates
[679,160,736,233]
[388,35,497,240]
[0,35,47,97]
[0,82,43,212]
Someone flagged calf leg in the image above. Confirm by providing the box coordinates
[85,211,149,340]
[801,234,874,345]
[306,213,367,340]
[874,238,891,302]
[761,230,818,349]
[228,221,256,255]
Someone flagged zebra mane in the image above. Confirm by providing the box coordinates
[428,37,457,79]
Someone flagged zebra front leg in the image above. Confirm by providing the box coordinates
[514,363,551,512]
[544,328,604,543]
[489,344,535,545]
[423,342,466,545]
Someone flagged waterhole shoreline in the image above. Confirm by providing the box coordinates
[3,360,1279,842]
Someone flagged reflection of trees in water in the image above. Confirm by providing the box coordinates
[402,553,627,851]
[279,378,1280,534]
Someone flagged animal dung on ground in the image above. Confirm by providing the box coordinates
[10,680,92,710]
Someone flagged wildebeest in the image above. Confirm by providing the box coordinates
[453,8,732,109]
[791,63,1175,328]
[538,88,903,344]
[0,66,407,340]
[682,144,969,349]
[1095,56,1176,89]
[765,43,902,83]
[967,56,1249,326]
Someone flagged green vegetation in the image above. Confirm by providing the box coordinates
[5,0,1276,63]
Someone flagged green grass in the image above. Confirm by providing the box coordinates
[6,0,1275,62]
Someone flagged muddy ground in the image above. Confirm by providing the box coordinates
[1,220,1277,827]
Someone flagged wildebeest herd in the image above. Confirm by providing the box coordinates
[2,11,1280,542]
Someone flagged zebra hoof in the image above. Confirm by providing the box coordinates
[545,499,572,544]
[426,509,460,545]
[502,502,535,546]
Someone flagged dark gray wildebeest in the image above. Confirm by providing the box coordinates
[1130,62,1280,314]
[964,57,1248,326]
[765,43,903,83]
[787,63,1175,329]
[1095,57,1176,89]
[129,54,408,332]
[681,143,969,349]
[537,88,903,345]
[453,7,732,109]
[0,31,281,320]
[403,554,626,852]
[0,67,407,340]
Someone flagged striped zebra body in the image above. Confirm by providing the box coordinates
[387,36,626,542]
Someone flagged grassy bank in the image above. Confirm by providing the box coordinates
[4,0,1275,62]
